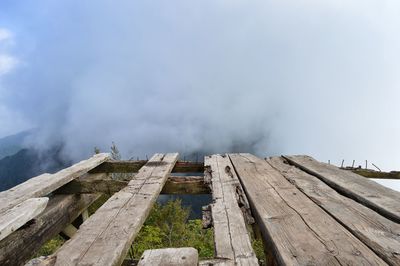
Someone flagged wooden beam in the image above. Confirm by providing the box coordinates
[55,175,209,195]
[228,153,385,265]
[0,197,48,242]
[89,160,203,174]
[267,156,400,265]
[162,176,209,194]
[284,155,400,223]
[172,161,204,173]
[46,153,179,266]
[0,194,98,266]
[89,160,147,173]
[61,224,78,239]
[0,153,110,214]
[138,248,198,266]
[205,154,258,265]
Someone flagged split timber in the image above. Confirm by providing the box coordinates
[0,152,399,266]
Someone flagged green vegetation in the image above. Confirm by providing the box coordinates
[35,235,65,257]
[36,199,214,260]
[132,199,214,259]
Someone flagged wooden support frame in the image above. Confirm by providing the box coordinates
[41,153,179,266]
[0,194,98,266]
[89,160,204,174]
[0,153,110,214]
[55,175,209,195]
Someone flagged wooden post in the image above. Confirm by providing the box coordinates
[81,209,89,221]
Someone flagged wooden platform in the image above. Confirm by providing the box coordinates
[0,152,399,266]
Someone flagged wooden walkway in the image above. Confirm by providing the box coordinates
[0,152,399,265]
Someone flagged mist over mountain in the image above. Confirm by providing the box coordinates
[0,144,70,191]
[0,130,31,159]
[1,1,400,170]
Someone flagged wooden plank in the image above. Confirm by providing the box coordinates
[0,197,48,242]
[205,154,258,265]
[137,248,198,266]
[228,153,386,265]
[55,175,209,195]
[89,160,203,173]
[284,155,400,223]
[267,156,400,265]
[48,153,178,266]
[0,194,97,266]
[0,153,110,214]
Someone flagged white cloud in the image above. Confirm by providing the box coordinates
[0,28,12,43]
[0,28,18,75]
[0,54,18,75]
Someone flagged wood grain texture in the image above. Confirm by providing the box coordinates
[56,175,208,195]
[267,156,400,265]
[284,155,400,223]
[137,248,198,266]
[50,153,178,266]
[205,154,258,266]
[0,153,110,214]
[229,153,386,266]
[89,160,203,174]
[0,197,48,242]
[0,194,97,266]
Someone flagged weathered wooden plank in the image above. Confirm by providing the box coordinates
[0,153,110,214]
[89,160,203,173]
[0,194,97,266]
[0,197,48,242]
[284,155,400,223]
[55,175,209,195]
[138,248,198,266]
[205,154,258,265]
[48,153,178,266]
[228,153,385,265]
[267,156,400,265]
[198,258,231,266]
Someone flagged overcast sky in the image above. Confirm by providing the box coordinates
[0,1,399,170]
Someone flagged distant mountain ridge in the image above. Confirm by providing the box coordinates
[0,130,32,160]
[0,146,71,191]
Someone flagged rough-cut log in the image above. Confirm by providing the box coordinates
[56,175,209,195]
[45,153,178,266]
[0,194,97,266]
[0,153,110,214]
[228,153,385,265]
[89,160,203,174]
[267,156,400,265]
[138,248,198,266]
[284,155,400,223]
[0,197,48,242]
[205,154,258,265]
